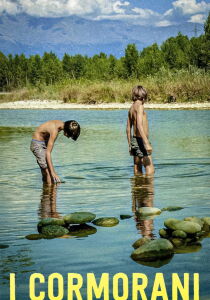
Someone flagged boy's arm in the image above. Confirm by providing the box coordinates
[46,132,61,183]
[126,112,132,154]
[136,105,152,154]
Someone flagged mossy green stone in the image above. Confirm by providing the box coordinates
[120,214,133,220]
[37,218,65,232]
[132,237,151,249]
[26,234,44,240]
[41,225,69,238]
[92,217,119,227]
[202,217,210,231]
[184,217,204,227]
[170,238,185,247]
[172,230,187,239]
[161,206,184,212]
[164,219,201,234]
[159,228,170,238]
[131,239,174,261]
[164,218,181,230]
[63,212,96,224]
[137,207,161,216]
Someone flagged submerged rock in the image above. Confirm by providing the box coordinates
[120,214,133,220]
[131,238,174,261]
[172,230,187,239]
[26,234,44,240]
[164,219,201,234]
[41,225,69,238]
[92,217,119,227]
[161,206,184,212]
[132,237,151,249]
[68,224,97,237]
[202,217,210,231]
[159,228,171,238]
[170,238,185,247]
[137,207,161,216]
[174,243,202,254]
[63,212,96,224]
[37,218,65,232]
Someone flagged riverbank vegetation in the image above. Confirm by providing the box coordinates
[0,14,209,103]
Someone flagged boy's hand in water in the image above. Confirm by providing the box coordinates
[52,173,61,183]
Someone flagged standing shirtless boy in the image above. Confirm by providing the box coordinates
[30,120,80,184]
[126,85,154,176]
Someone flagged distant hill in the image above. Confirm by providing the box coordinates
[0,13,201,58]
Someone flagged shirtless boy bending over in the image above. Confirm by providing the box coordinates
[126,85,154,176]
[30,120,80,184]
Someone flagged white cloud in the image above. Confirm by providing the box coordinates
[0,0,131,17]
[172,0,210,15]
[155,20,174,27]
[0,0,19,14]
[132,7,160,19]
[188,13,207,23]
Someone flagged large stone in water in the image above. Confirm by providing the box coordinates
[41,225,69,238]
[63,212,96,224]
[131,238,174,261]
[132,237,151,249]
[92,217,119,227]
[137,207,161,216]
[164,219,201,234]
[37,218,65,232]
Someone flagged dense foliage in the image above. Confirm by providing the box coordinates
[0,14,209,92]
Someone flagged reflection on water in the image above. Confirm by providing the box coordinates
[38,184,61,219]
[131,176,155,239]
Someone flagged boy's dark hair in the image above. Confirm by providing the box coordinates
[132,85,147,101]
[64,120,80,141]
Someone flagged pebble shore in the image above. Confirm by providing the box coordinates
[0,100,210,110]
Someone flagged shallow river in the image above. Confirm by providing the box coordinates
[0,109,210,299]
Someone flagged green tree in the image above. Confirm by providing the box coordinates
[42,52,63,84]
[124,44,139,78]
[138,43,165,75]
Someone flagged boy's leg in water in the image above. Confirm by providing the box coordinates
[143,155,155,176]
[41,168,52,184]
[134,156,143,175]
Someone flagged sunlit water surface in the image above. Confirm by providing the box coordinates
[0,109,210,299]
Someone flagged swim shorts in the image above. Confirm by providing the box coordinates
[130,136,148,158]
[30,139,47,169]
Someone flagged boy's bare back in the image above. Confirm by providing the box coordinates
[32,120,63,142]
[128,101,149,138]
